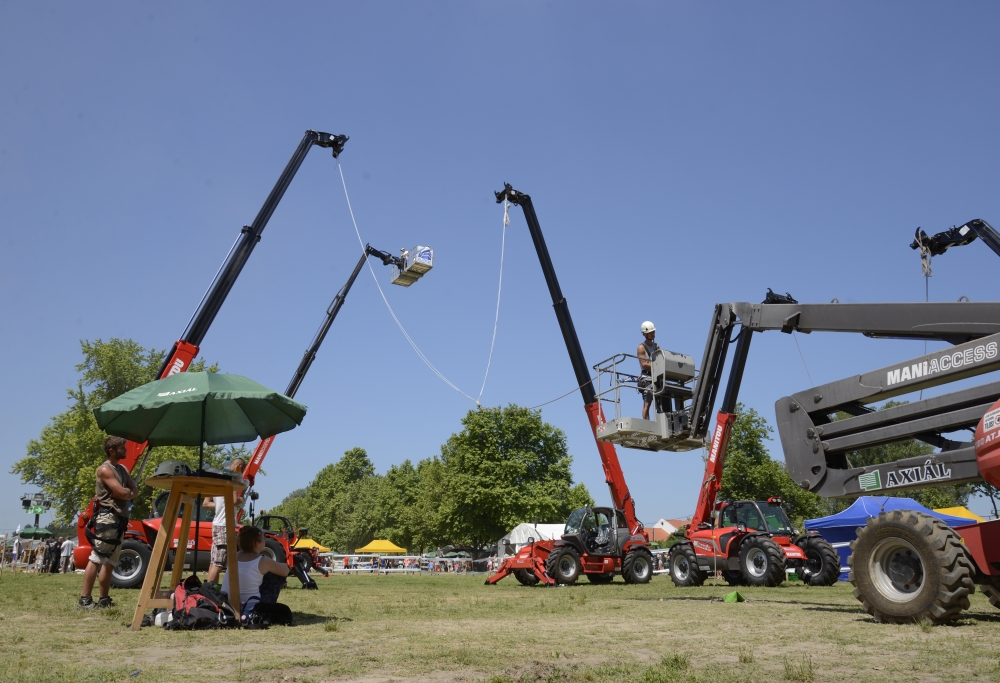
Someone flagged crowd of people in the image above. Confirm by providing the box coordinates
[2,534,76,573]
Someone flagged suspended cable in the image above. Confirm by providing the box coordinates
[792,331,815,387]
[527,375,599,410]
[477,201,508,404]
[336,162,478,404]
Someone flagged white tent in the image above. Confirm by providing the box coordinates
[498,523,565,560]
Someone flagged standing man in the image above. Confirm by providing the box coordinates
[637,321,659,420]
[79,436,137,608]
[48,536,62,574]
[60,535,75,573]
[204,457,246,585]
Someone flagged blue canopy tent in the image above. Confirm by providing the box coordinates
[804,497,977,581]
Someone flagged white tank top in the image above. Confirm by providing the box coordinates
[220,556,265,607]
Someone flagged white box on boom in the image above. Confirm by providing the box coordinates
[391,245,434,287]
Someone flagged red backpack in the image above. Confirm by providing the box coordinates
[167,575,237,629]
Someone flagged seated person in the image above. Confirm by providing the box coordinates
[221,526,291,625]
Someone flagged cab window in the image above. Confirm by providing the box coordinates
[615,510,628,529]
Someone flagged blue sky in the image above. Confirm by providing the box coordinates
[2,2,1000,534]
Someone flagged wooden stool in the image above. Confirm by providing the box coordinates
[131,475,246,631]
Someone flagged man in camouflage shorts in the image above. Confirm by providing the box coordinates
[204,457,245,585]
[80,436,137,609]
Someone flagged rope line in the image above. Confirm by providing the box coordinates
[792,330,815,387]
[337,162,478,404]
[477,202,508,404]
[527,375,598,410]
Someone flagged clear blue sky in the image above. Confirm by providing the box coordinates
[3,2,1000,533]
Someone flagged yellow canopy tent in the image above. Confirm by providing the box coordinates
[354,539,407,554]
[934,506,985,523]
[293,538,331,552]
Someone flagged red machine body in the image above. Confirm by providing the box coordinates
[486,185,652,587]
[74,130,347,583]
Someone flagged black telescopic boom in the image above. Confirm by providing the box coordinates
[720,327,753,414]
[496,183,597,406]
[285,248,369,398]
[157,130,348,377]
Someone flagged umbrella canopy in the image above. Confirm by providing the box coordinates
[293,538,330,552]
[94,372,307,447]
[18,526,53,539]
[354,539,407,554]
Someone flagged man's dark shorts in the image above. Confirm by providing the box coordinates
[638,376,653,405]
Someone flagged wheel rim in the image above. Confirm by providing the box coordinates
[557,554,576,579]
[673,555,690,581]
[261,547,277,561]
[869,537,924,602]
[632,556,650,580]
[744,547,768,578]
[805,549,823,576]
[114,549,143,582]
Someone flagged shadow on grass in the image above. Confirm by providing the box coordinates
[292,612,353,626]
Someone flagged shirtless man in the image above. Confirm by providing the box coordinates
[637,321,659,420]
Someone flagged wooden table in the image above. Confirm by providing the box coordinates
[130,475,246,631]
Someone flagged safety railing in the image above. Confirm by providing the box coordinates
[593,353,643,422]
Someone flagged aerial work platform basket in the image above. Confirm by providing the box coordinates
[390,245,433,287]
[593,349,705,452]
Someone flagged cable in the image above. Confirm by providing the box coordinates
[792,331,815,387]
[527,375,598,410]
[477,202,508,404]
[336,162,478,404]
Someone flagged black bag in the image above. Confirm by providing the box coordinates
[242,596,293,628]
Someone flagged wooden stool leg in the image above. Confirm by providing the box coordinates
[224,497,241,622]
[131,487,182,631]
[170,494,195,589]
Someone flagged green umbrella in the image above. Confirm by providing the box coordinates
[94,371,307,577]
[19,526,53,540]
[94,372,307,449]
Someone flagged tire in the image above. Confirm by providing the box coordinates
[513,569,540,586]
[622,549,653,584]
[668,543,706,587]
[722,570,746,587]
[739,536,786,587]
[981,582,1000,611]
[849,510,975,625]
[797,535,840,586]
[545,546,581,585]
[586,573,614,584]
[111,540,151,589]
[260,537,287,564]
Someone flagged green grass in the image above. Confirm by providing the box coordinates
[1,571,999,682]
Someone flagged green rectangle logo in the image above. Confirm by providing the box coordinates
[859,470,882,492]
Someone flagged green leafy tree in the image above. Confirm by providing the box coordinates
[718,404,823,522]
[12,338,242,522]
[436,404,593,550]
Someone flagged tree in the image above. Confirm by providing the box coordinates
[12,338,242,522]
[718,404,823,522]
[436,405,593,550]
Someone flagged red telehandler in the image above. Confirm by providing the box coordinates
[486,185,653,587]
[75,130,348,584]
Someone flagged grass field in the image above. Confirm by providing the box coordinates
[2,570,1000,683]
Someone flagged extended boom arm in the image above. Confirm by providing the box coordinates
[496,183,642,535]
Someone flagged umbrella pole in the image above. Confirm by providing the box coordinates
[193,398,207,578]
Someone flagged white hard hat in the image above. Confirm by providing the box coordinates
[641,321,656,334]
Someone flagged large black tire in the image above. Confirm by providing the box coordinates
[513,569,540,586]
[586,573,614,584]
[722,570,746,586]
[981,582,1000,610]
[261,537,287,564]
[545,546,581,585]
[668,543,706,587]
[111,539,151,589]
[739,536,786,587]
[797,535,841,586]
[849,510,975,624]
[622,549,653,584]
